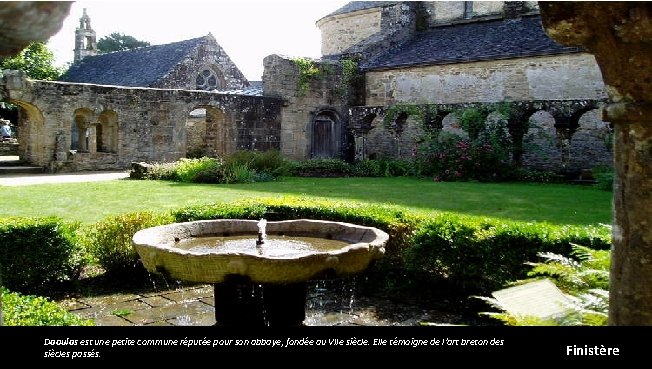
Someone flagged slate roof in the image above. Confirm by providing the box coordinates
[319,1,398,20]
[361,15,582,71]
[59,36,206,87]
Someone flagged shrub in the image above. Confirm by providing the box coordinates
[0,217,86,294]
[289,158,354,177]
[404,216,611,294]
[175,157,224,183]
[143,161,179,181]
[226,150,290,177]
[1,288,93,326]
[352,159,382,177]
[82,212,174,275]
[223,162,255,183]
[513,168,564,183]
[593,166,614,191]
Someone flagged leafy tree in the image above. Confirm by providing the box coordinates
[0,42,62,80]
[97,32,150,53]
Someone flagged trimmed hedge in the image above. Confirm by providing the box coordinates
[1,288,93,326]
[405,215,611,293]
[0,217,85,294]
[81,212,175,275]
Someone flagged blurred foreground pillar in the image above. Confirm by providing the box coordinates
[541,2,652,325]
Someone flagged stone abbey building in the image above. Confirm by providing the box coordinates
[1,1,611,173]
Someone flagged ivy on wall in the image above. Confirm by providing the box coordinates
[291,57,323,95]
[382,104,424,129]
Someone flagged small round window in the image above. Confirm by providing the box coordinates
[196,69,220,90]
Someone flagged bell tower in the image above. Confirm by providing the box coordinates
[73,8,97,62]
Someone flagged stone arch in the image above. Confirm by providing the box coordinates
[9,100,45,166]
[521,110,562,171]
[185,108,208,158]
[365,114,392,159]
[395,114,424,159]
[352,112,376,161]
[186,105,231,158]
[568,109,613,171]
[310,109,341,159]
[441,112,468,139]
[72,108,94,152]
[97,110,118,153]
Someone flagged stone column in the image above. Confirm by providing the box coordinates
[540,2,652,325]
[88,125,97,153]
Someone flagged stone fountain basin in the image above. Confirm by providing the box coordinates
[132,219,388,284]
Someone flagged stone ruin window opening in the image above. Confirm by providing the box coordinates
[195,68,225,91]
[72,114,91,152]
[97,110,118,153]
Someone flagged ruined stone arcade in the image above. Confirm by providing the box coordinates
[1,70,281,172]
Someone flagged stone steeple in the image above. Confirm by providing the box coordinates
[73,8,97,62]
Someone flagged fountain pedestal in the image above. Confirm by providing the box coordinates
[214,276,306,326]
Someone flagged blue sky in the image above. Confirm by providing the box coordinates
[48,0,349,81]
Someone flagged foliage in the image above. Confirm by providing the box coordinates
[81,212,174,275]
[352,158,415,177]
[1,288,94,326]
[416,106,514,182]
[404,216,610,294]
[455,107,487,140]
[341,58,361,87]
[0,217,86,294]
[142,161,179,181]
[175,157,224,183]
[0,42,62,80]
[225,150,290,177]
[223,162,255,183]
[383,104,424,129]
[287,158,354,177]
[513,168,564,183]
[97,32,150,53]
[292,57,322,95]
[339,56,364,103]
[592,166,614,191]
[137,153,288,184]
[477,244,609,326]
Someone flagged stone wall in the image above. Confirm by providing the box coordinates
[1,70,281,172]
[351,100,612,173]
[365,53,606,105]
[0,141,18,155]
[317,6,383,56]
[262,54,348,160]
[317,2,417,60]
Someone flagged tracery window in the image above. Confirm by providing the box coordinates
[196,69,220,90]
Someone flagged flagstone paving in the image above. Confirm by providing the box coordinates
[58,282,466,326]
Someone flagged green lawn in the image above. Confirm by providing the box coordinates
[0,177,612,226]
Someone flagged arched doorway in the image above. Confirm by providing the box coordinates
[185,106,230,158]
[8,101,46,166]
[310,110,341,159]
